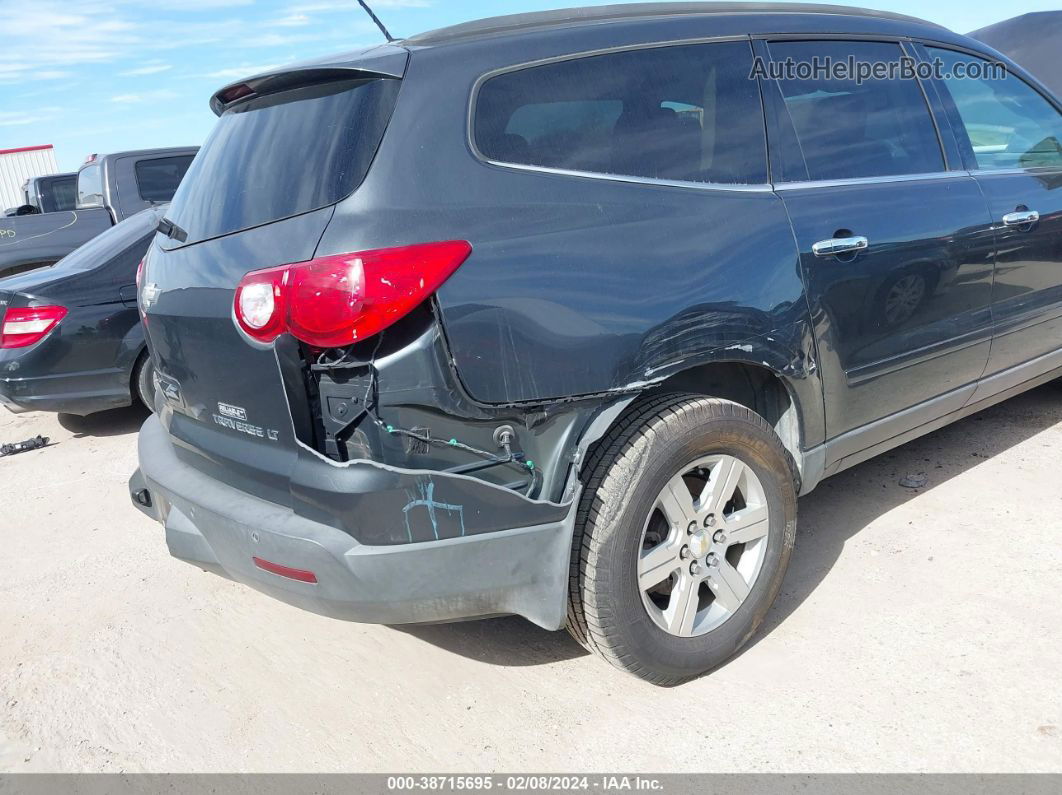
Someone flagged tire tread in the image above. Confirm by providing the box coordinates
[565,392,796,685]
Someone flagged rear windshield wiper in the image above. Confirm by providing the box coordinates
[157,217,188,243]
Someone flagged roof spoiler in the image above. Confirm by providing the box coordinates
[210,47,408,115]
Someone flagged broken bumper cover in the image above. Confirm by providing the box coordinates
[129,415,576,630]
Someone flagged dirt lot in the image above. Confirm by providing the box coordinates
[1,384,1061,773]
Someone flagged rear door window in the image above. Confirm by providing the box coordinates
[767,41,945,181]
[134,155,194,203]
[474,41,768,185]
[164,77,400,245]
[928,47,1062,171]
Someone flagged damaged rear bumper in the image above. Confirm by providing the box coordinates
[130,414,577,629]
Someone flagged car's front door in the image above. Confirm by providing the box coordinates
[924,45,1062,386]
[760,39,997,466]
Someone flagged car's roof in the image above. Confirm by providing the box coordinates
[404,2,943,45]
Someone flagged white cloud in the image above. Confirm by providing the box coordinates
[0,1,140,83]
[269,13,311,27]
[31,70,74,80]
[111,89,179,104]
[119,63,173,76]
[0,106,61,127]
[151,0,252,8]
[200,64,282,80]
[292,0,429,11]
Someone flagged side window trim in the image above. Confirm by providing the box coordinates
[754,38,810,184]
[911,42,981,171]
[899,39,961,172]
[467,36,773,191]
[760,37,949,185]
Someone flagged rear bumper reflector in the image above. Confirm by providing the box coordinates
[253,556,318,584]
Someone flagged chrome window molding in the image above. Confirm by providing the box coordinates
[773,171,958,190]
[475,157,774,193]
[774,166,1062,191]
[965,167,1062,177]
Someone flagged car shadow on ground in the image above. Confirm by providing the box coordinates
[399,379,1062,671]
[394,616,590,666]
[58,404,150,438]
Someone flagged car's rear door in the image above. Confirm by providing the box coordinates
[760,38,997,467]
[922,45,1062,388]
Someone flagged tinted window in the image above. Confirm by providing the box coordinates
[165,77,400,245]
[769,41,944,181]
[134,155,194,203]
[929,48,1062,171]
[40,175,77,213]
[474,42,768,185]
[77,164,104,208]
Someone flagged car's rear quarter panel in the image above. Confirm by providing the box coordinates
[317,17,831,443]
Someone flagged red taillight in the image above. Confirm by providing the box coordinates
[1,306,67,349]
[233,240,472,347]
[136,257,145,291]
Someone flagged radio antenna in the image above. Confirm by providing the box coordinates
[356,0,395,42]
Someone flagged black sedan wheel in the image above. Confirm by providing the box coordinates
[133,352,156,411]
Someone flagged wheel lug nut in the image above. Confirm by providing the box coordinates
[706,553,720,568]
[679,545,691,560]
[704,513,716,527]
[713,531,727,544]
[689,561,702,576]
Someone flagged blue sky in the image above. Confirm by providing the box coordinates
[1,0,1057,171]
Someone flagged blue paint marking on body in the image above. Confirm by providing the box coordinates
[402,479,466,541]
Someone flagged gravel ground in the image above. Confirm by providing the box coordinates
[1,383,1061,773]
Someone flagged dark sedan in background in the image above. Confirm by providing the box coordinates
[0,205,161,415]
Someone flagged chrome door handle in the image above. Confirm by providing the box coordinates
[812,236,869,258]
[1002,210,1039,227]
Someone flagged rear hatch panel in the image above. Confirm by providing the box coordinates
[145,207,334,506]
[143,53,407,506]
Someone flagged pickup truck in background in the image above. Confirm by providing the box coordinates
[3,172,78,217]
[0,146,197,279]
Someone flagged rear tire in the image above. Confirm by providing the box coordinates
[133,352,155,412]
[566,394,797,685]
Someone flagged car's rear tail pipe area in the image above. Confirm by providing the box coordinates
[275,305,628,506]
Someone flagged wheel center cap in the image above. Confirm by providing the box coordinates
[689,531,711,559]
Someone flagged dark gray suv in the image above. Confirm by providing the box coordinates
[128,3,1062,683]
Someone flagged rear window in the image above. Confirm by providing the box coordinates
[40,175,77,213]
[135,155,194,203]
[473,41,768,185]
[77,164,104,208]
[164,77,400,245]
